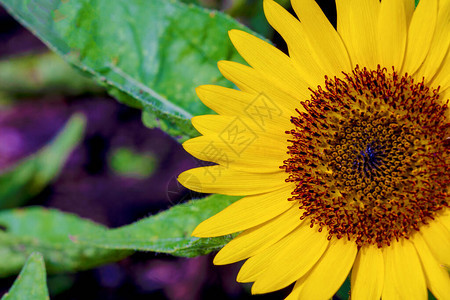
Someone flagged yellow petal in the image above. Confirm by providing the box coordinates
[263,0,325,87]
[335,0,380,69]
[195,84,292,128]
[188,115,290,167]
[441,87,450,102]
[420,219,450,267]
[291,0,351,76]
[417,0,450,82]
[228,30,309,104]
[351,246,384,300]
[251,223,329,294]
[237,248,272,283]
[284,280,303,300]
[412,233,450,300]
[432,48,450,92]
[402,0,438,75]
[403,0,415,25]
[214,202,303,264]
[190,115,287,143]
[377,0,407,70]
[184,113,289,174]
[439,209,450,232]
[296,238,357,299]
[217,60,308,113]
[183,135,288,173]
[192,184,296,238]
[178,165,288,195]
[382,238,427,300]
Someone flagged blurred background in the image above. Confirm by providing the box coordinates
[0,0,343,299]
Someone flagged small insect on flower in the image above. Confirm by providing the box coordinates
[179,0,450,299]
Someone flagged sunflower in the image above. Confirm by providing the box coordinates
[178,0,450,298]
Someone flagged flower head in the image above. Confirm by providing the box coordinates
[179,0,450,299]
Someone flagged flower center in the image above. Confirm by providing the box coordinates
[282,66,449,247]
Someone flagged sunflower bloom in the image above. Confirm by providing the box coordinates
[178,0,450,298]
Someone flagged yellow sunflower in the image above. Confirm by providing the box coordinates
[178,0,450,298]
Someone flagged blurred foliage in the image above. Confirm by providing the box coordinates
[108,147,157,179]
[0,0,266,142]
[46,274,74,298]
[1,253,49,300]
[142,112,193,143]
[0,0,256,285]
[0,207,132,277]
[0,52,103,98]
[0,114,86,209]
[77,194,241,257]
[181,0,200,3]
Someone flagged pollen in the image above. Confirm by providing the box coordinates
[282,66,449,247]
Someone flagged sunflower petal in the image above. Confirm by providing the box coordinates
[190,115,287,142]
[178,165,288,195]
[335,0,380,69]
[284,280,303,300]
[402,0,438,75]
[195,85,292,122]
[413,233,450,300]
[351,246,384,300]
[291,0,351,76]
[217,60,308,113]
[382,239,427,300]
[228,30,309,102]
[432,48,450,92]
[377,0,407,70]
[214,203,303,265]
[420,219,450,267]
[403,0,415,25]
[418,0,450,83]
[183,135,288,173]
[296,237,357,299]
[439,209,450,232]
[263,0,325,87]
[251,224,329,294]
[192,185,296,238]
[237,248,272,283]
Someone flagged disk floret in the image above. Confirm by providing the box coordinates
[283,66,449,247]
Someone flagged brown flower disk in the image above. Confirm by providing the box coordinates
[283,66,449,247]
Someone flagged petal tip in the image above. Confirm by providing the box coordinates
[212,253,228,265]
[191,224,204,237]
[263,0,278,13]
[228,29,249,43]
[177,170,204,193]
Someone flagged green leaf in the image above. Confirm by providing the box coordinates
[179,0,199,4]
[141,111,194,143]
[0,0,260,142]
[0,114,86,209]
[77,194,241,257]
[415,0,420,7]
[0,207,132,277]
[1,252,49,300]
